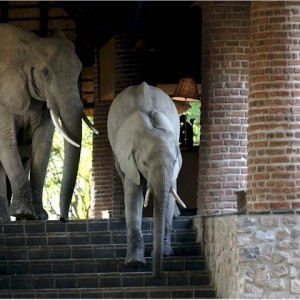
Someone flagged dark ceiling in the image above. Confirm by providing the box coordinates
[61,1,202,84]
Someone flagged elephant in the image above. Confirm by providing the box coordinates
[107,82,186,278]
[0,144,31,221]
[0,24,97,222]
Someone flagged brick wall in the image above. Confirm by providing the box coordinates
[115,34,142,94]
[247,1,300,212]
[91,101,114,219]
[91,34,142,219]
[108,34,142,218]
[198,2,250,215]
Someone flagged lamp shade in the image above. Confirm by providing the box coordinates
[172,78,200,102]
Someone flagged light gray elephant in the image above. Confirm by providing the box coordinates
[107,82,185,278]
[0,24,97,221]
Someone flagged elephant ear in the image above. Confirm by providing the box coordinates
[151,110,173,132]
[51,29,75,50]
[52,29,66,39]
[115,112,142,186]
[0,39,32,114]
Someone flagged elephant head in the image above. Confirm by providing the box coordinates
[0,24,97,221]
[115,109,184,277]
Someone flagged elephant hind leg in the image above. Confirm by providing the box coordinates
[0,196,10,221]
[0,163,10,221]
[30,121,54,221]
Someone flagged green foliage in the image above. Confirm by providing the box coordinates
[43,118,93,220]
[185,102,201,145]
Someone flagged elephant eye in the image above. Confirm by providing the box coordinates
[42,68,49,77]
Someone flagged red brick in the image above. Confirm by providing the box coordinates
[91,34,141,219]
[270,202,291,210]
[199,2,249,216]
[253,203,270,211]
[247,1,300,212]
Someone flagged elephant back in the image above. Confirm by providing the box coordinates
[108,82,180,147]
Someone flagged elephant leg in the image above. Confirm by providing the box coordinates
[174,203,180,218]
[123,176,146,268]
[0,163,10,221]
[0,112,36,219]
[30,121,54,220]
[0,147,36,220]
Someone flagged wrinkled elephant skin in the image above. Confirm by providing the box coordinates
[107,82,183,277]
[0,24,88,221]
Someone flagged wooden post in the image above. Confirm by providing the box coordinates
[39,1,48,37]
[0,2,8,23]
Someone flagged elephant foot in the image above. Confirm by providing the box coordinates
[125,232,146,268]
[0,196,10,222]
[0,212,10,222]
[163,243,174,256]
[9,200,37,220]
[32,204,49,220]
[151,243,174,257]
[125,254,146,269]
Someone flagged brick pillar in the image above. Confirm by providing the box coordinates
[198,2,250,215]
[109,34,142,218]
[91,34,142,219]
[115,34,142,94]
[91,101,114,219]
[247,2,300,212]
[90,50,114,219]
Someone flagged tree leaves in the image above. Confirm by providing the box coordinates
[43,118,93,220]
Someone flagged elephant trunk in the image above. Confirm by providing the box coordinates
[55,93,83,222]
[153,193,166,278]
[151,169,170,278]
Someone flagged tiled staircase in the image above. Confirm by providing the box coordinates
[0,216,216,298]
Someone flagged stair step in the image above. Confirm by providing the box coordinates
[0,242,201,260]
[0,216,194,234]
[0,256,206,275]
[0,216,215,298]
[0,285,216,299]
[0,271,211,290]
[0,229,197,247]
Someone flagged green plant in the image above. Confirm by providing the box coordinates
[185,101,201,145]
[43,118,93,220]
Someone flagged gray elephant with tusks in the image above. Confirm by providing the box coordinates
[107,82,186,278]
[0,24,98,221]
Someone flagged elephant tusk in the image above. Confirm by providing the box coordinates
[144,188,151,207]
[50,109,80,148]
[82,113,99,134]
[171,188,186,209]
